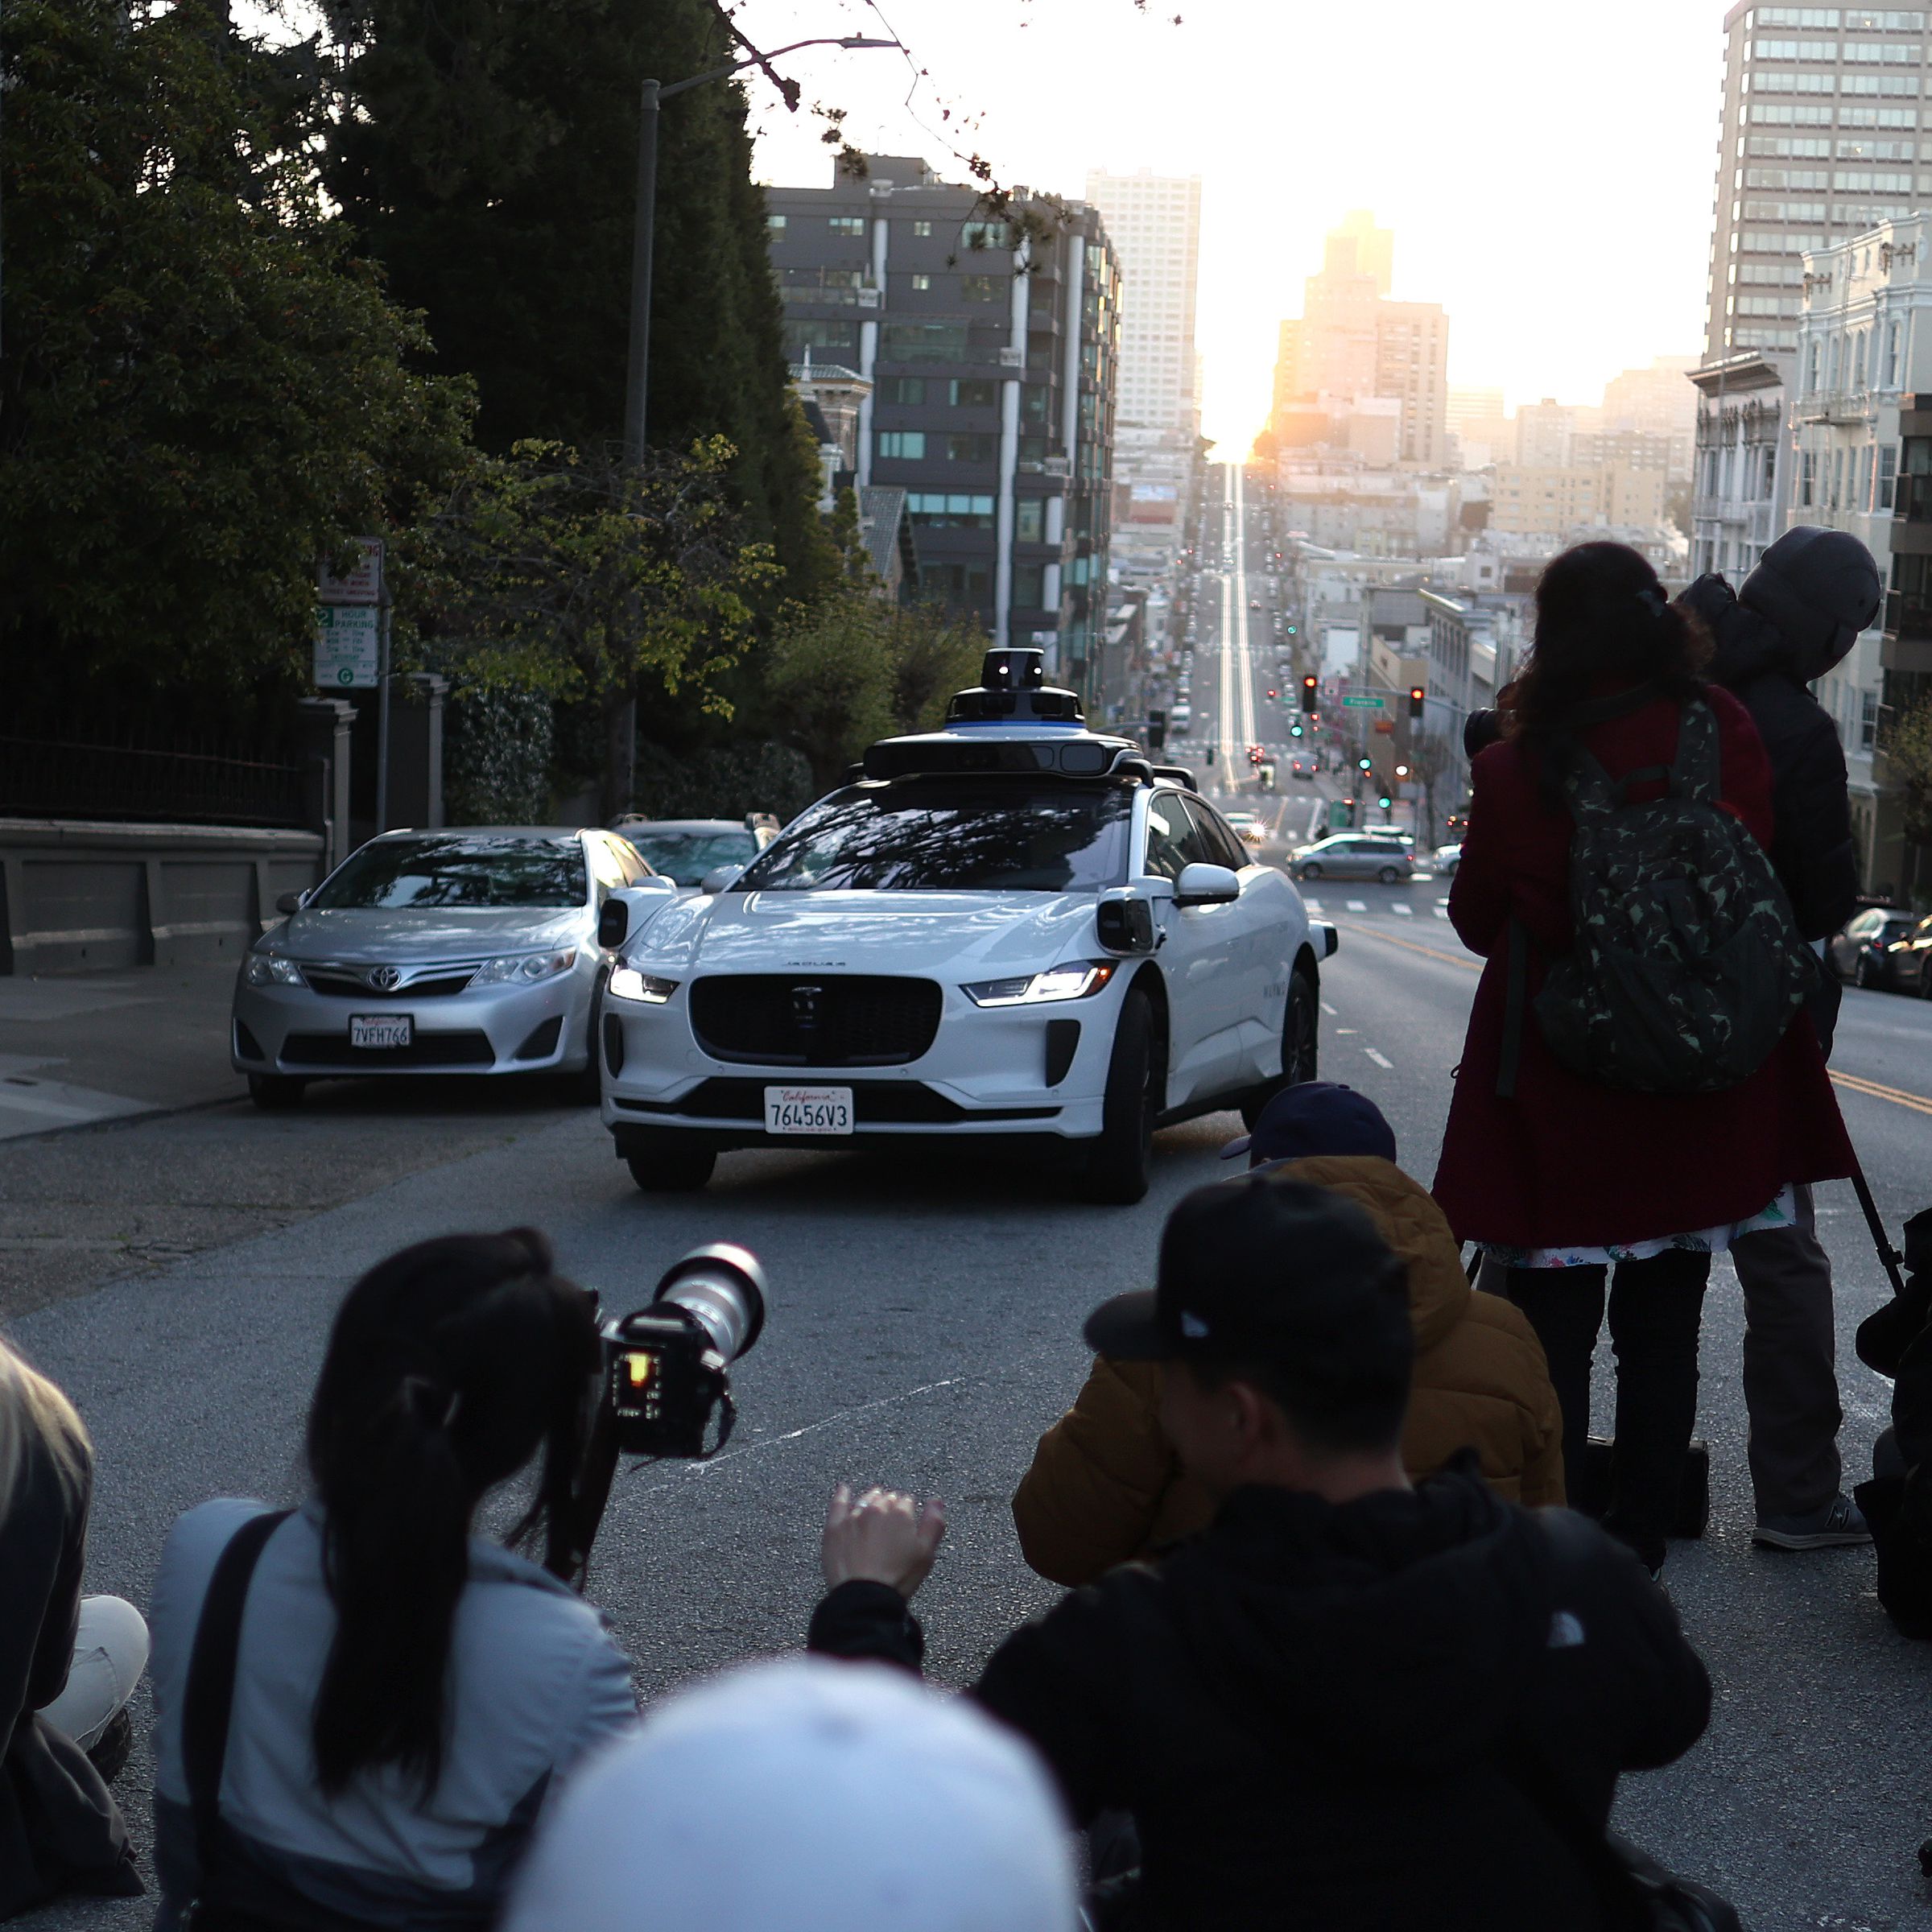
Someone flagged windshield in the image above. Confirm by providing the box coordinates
[618,830,758,882]
[737,782,1133,893]
[310,836,587,910]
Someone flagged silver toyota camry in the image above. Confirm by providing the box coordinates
[231,827,674,1108]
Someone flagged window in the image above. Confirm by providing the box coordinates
[960,274,1004,302]
[881,322,969,363]
[828,216,867,237]
[1181,799,1247,872]
[906,492,995,527]
[1015,499,1045,542]
[766,213,787,231]
[1142,793,1191,881]
[1841,71,1922,91]
[883,377,927,405]
[949,378,999,407]
[1862,687,1879,750]
[910,273,932,291]
[1748,167,1829,186]
[1751,39,1843,58]
[912,220,934,237]
[310,836,588,910]
[1749,136,1833,155]
[944,432,996,463]
[1013,564,1046,609]
[1750,71,1839,92]
[1839,104,1919,124]
[782,319,858,360]
[1880,441,1899,506]
[877,431,927,460]
[961,220,1013,251]
[1752,6,1842,22]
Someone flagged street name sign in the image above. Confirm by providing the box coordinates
[314,605,380,687]
[1340,695,1386,709]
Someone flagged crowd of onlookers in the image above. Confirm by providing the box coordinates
[2,530,1922,1929]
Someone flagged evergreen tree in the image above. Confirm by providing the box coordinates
[324,0,832,601]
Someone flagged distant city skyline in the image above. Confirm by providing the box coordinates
[741,0,1733,451]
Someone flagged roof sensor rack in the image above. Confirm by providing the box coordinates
[946,648,1085,725]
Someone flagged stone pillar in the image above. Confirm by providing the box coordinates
[296,698,357,871]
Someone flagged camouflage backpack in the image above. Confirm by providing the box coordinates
[1505,696,1816,1096]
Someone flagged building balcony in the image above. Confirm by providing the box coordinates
[1793,392,1873,426]
[1898,474,1932,523]
[1885,590,1932,640]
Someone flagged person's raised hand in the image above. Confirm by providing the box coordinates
[821,1484,947,1599]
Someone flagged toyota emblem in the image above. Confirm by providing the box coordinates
[791,984,822,1026]
[367,965,402,991]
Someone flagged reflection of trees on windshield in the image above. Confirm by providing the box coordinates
[312,838,588,910]
[742,785,1131,892]
[625,833,756,881]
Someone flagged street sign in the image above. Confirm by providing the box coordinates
[1340,695,1386,709]
[314,605,380,687]
[1374,719,1395,734]
[317,539,385,606]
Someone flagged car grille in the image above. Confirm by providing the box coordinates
[614,1080,1058,1125]
[279,1031,496,1068]
[300,968,477,998]
[688,976,943,1067]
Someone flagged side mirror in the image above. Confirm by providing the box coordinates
[1096,894,1157,956]
[598,881,679,950]
[1175,862,1240,907]
[1311,919,1340,960]
[275,890,307,916]
[597,898,630,948]
[701,864,745,895]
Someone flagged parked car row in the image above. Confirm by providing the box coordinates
[1830,906,1932,996]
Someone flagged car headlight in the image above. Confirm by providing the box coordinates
[610,968,679,1004]
[243,955,303,987]
[473,949,578,985]
[962,961,1117,1008]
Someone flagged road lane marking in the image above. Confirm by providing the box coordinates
[1303,898,1323,912]
[1321,1001,1338,1015]
[1339,922,1480,972]
[1346,898,1367,910]
[1393,902,1413,916]
[1831,1069,1932,1117]
[1435,906,1450,919]
[1364,1048,1394,1069]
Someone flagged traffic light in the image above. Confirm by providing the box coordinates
[1394,762,1410,778]
[1290,722,1304,737]
[1377,792,1393,811]
[1356,756,1373,774]
[1408,685,1426,720]
[1266,688,1278,700]
[1286,622,1299,637]
[1300,675,1318,713]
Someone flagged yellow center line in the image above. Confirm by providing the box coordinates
[1339,923,1932,1116]
[1832,1069,1932,1117]
[1335,920,1480,973]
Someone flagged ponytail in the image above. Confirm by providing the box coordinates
[306,1229,599,1794]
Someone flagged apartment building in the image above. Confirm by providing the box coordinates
[1487,464,1668,541]
[766,155,1121,681]
[1688,349,1793,580]
[1798,210,1932,893]
[1708,4,1932,361]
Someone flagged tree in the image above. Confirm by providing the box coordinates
[0,0,473,719]
[763,586,987,793]
[1884,689,1932,903]
[323,0,833,605]
[398,438,776,819]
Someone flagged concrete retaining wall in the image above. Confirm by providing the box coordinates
[0,821,327,975]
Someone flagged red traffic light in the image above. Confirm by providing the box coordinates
[1407,685,1426,720]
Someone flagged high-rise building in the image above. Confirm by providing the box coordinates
[1706,4,1932,360]
[1081,171,1202,437]
[1270,213,1447,466]
[1513,399,1577,469]
[766,155,1121,680]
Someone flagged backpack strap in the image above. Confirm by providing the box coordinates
[183,1509,295,1896]
[1666,698,1720,807]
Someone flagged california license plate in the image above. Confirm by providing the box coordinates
[764,1085,852,1135]
[349,1013,413,1050]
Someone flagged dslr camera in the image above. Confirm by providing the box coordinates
[597,1243,767,1459]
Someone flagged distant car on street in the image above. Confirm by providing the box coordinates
[1222,811,1267,850]
[1830,906,1930,992]
[233,828,676,1109]
[1289,756,1314,780]
[1430,841,1463,877]
[1290,833,1417,885]
[610,815,780,893]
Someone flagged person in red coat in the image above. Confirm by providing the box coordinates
[1433,543,1853,1576]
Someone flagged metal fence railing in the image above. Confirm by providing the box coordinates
[0,733,310,828]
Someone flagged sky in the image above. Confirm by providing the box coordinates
[734,0,1736,451]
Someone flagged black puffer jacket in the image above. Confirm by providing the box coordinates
[1681,528,1877,942]
[811,1464,1711,1932]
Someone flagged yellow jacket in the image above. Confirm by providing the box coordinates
[1011,1155,1566,1587]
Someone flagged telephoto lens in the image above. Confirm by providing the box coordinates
[654,1244,766,1361]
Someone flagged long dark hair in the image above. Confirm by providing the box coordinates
[305,1228,601,1795]
[1505,542,1711,758]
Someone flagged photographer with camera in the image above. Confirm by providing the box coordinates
[147,1228,640,1932]
[811,1179,1711,1931]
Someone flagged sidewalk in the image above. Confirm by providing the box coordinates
[0,963,244,1141]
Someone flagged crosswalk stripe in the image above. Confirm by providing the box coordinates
[1364,1048,1394,1069]
[1345,899,1367,911]
[1392,902,1413,916]
[1434,906,1450,919]
[1303,898,1323,913]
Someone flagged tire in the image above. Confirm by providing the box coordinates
[1855,953,1876,989]
[1077,989,1161,1205]
[1241,969,1319,1129]
[247,1074,305,1111]
[627,1146,717,1192]
[1299,861,1323,881]
[1377,865,1401,885]
[570,990,605,1104]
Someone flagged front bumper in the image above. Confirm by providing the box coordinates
[231,969,594,1077]
[600,975,1125,1149]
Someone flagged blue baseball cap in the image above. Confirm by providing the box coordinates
[1220,1081,1397,1166]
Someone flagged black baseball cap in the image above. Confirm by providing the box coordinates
[1084,1177,1410,1374]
